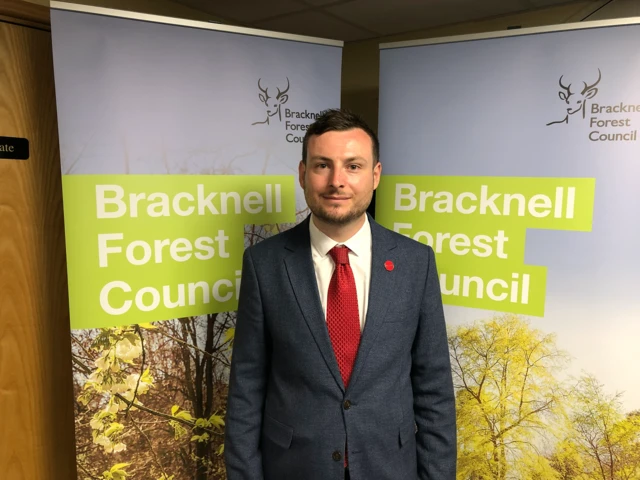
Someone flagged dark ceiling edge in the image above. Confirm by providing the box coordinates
[170,0,240,26]
[170,0,606,44]
[182,0,381,38]
[580,0,615,21]
[252,9,381,39]
[343,0,599,44]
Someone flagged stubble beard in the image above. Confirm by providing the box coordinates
[304,187,372,226]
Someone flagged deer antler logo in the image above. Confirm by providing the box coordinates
[252,77,290,126]
[547,69,601,126]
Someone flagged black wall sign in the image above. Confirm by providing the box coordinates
[0,136,29,160]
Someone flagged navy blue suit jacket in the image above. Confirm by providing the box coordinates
[225,215,456,479]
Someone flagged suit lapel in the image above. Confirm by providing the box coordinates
[347,218,398,392]
[283,218,345,392]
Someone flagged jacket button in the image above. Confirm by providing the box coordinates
[332,451,342,462]
[343,400,351,410]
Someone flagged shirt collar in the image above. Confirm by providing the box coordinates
[309,214,371,259]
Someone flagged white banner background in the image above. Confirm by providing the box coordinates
[378,20,640,480]
[51,5,342,479]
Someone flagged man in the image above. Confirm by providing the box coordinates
[225,109,456,480]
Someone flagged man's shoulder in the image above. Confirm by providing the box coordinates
[246,219,307,256]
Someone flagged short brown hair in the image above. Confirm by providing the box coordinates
[302,108,379,164]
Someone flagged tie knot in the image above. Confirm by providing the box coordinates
[329,245,351,265]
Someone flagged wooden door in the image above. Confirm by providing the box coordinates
[0,1,76,478]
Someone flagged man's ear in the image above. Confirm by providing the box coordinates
[298,160,306,189]
[373,161,382,190]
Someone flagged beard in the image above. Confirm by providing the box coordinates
[303,186,372,226]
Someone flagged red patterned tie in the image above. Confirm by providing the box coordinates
[327,245,361,388]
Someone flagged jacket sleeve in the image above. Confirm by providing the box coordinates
[411,246,457,479]
[224,247,270,480]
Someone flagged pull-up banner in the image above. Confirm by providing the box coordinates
[50,3,341,478]
[378,20,640,480]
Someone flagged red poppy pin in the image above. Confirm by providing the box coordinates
[384,260,394,271]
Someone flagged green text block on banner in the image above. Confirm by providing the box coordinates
[376,176,596,316]
[62,174,296,329]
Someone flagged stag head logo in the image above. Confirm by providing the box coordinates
[547,69,601,126]
[252,77,290,126]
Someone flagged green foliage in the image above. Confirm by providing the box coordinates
[552,375,640,480]
[171,405,194,422]
[548,439,588,480]
[170,405,225,445]
[451,315,640,480]
[450,314,568,480]
[168,420,188,441]
[223,327,235,348]
[80,326,154,454]
[191,433,210,443]
[101,462,130,480]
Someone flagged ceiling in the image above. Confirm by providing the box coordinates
[172,0,590,42]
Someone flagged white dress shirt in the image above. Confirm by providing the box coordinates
[309,214,372,331]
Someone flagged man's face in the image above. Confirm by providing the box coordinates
[299,128,381,228]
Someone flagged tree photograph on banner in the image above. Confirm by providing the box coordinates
[450,314,640,480]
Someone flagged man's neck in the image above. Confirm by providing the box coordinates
[311,214,366,244]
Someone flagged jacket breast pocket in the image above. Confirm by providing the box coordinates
[262,414,293,450]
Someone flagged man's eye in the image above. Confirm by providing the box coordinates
[348,164,361,170]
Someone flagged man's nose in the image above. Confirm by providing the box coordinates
[329,168,345,187]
